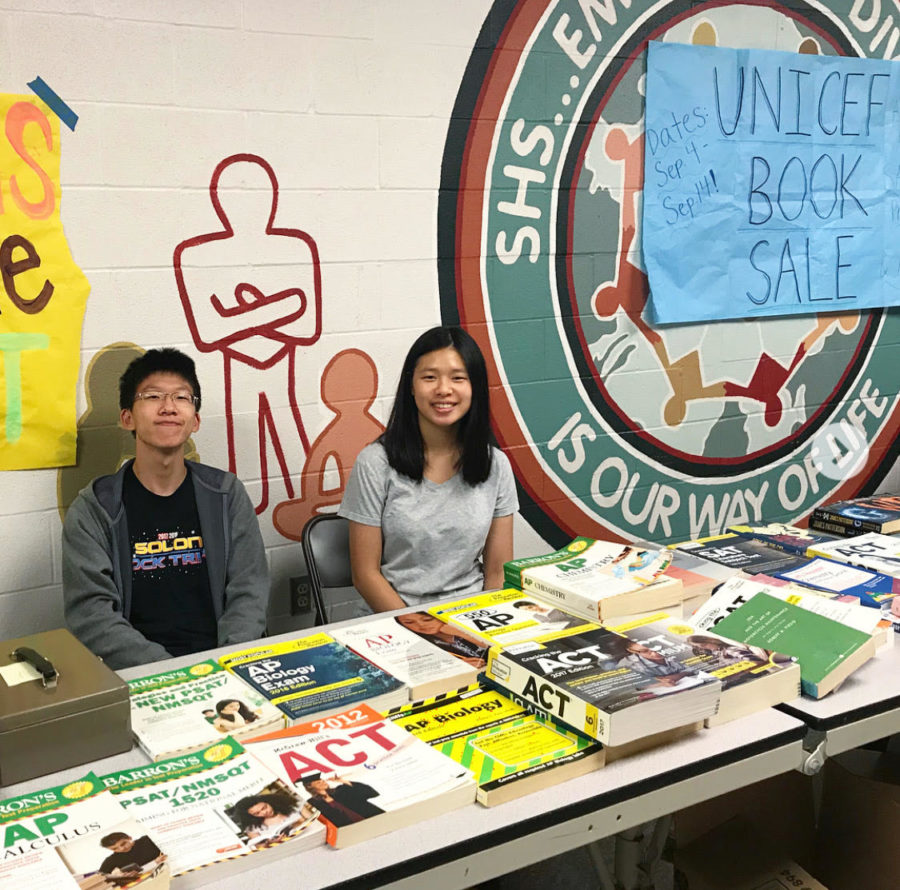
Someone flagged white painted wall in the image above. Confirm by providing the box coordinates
[0,0,524,638]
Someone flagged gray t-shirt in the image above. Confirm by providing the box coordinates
[338,442,518,603]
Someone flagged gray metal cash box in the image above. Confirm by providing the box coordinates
[0,628,132,786]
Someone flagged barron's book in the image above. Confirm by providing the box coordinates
[243,704,476,848]
[0,773,170,890]
[218,633,407,721]
[608,613,801,726]
[330,615,480,700]
[809,492,900,536]
[127,659,286,760]
[711,592,877,699]
[503,538,683,623]
[485,626,721,747]
[385,683,605,806]
[100,737,324,884]
[428,588,597,648]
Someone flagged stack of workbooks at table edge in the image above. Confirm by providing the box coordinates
[127,659,286,761]
[99,737,324,884]
[671,529,900,620]
[484,624,722,747]
[689,576,877,698]
[0,773,171,890]
[243,703,475,848]
[385,683,605,806]
[218,632,407,721]
[606,613,801,726]
[503,537,685,623]
[726,523,900,615]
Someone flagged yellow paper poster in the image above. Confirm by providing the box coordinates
[0,93,89,469]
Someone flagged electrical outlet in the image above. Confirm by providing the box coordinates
[290,574,312,615]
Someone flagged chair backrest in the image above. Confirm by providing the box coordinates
[301,515,353,625]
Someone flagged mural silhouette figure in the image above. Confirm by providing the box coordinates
[173,154,321,513]
[57,343,199,520]
[273,348,384,540]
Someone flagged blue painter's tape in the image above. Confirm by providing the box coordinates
[27,76,78,131]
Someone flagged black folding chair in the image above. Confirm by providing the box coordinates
[301,514,353,625]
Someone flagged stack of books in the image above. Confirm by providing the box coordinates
[504,537,684,623]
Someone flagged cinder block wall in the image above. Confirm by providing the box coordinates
[1,1,897,641]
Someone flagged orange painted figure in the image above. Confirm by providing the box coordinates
[273,349,384,540]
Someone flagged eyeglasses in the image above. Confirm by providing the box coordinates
[134,390,198,408]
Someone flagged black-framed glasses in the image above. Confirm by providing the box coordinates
[134,390,198,408]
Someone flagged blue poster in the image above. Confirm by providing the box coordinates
[642,41,900,324]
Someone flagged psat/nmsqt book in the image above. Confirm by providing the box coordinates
[100,737,324,885]
[244,704,476,848]
[385,683,605,805]
[128,660,286,760]
[486,627,721,747]
[0,774,170,890]
[504,538,683,623]
[219,633,407,720]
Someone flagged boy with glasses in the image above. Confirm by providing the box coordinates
[62,348,269,668]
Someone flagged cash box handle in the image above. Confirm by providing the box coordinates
[9,646,59,689]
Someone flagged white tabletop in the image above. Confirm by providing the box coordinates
[777,635,900,758]
[3,612,812,889]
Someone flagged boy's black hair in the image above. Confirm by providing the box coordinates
[100,832,131,848]
[119,348,202,410]
[379,326,494,485]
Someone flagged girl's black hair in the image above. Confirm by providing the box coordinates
[232,791,297,830]
[215,699,258,723]
[379,326,494,485]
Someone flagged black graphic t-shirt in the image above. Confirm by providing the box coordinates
[125,465,217,656]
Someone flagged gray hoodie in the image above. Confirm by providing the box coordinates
[62,460,269,668]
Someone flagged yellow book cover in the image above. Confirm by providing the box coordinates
[429,589,596,647]
[385,684,604,805]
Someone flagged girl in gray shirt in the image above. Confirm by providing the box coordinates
[339,326,518,610]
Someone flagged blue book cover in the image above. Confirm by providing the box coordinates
[770,557,900,610]
[219,633,405,720]
[810,493,900,536]
[728,523,839,556]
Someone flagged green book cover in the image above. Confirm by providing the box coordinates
[713,592,871,697]
[503,538,595,589]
